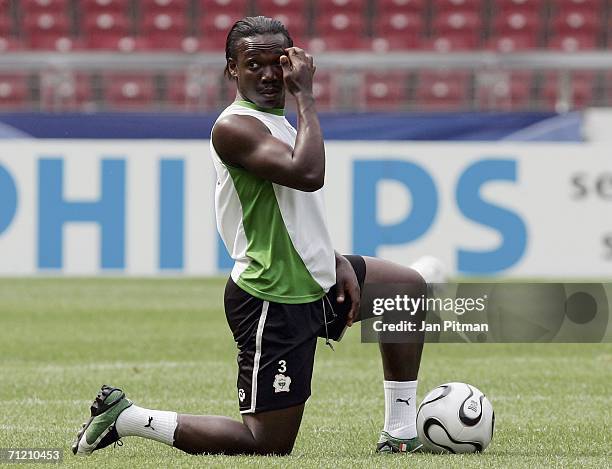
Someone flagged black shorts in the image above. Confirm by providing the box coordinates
[224,255,366,414]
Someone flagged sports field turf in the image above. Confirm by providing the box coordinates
[1,278,610,468]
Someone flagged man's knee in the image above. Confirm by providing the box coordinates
[254,438,295,456]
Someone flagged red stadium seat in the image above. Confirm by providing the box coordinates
[551,11,600,36]
[0,37,24,51]
[494,0,544,13]
[22,0,69,13]
[476,71,532,110]
[82,0,130,14]
[425,33,479,50]
[83,12,130,36]
[265,12,307,37]
[486,33,538,51]
[432,11,481,47]
[198,0,248,15]
[312,14,367,50]
[374,13,423,37]
[103,74,157,111]
[317,0,366,14]
[376,0,426,14]
[23,13,70,36]
[87,34,151,50]
[555,0,603,12]
[0,15,11,36]
[415,70,469,110]
[493,11,540,35]
[371,13,423,50]
[432,0,483,13]
[198,13,241,49]
[23,13,74,49]
[257,0,307,14]
[312,71,337,111]
[36,36,85,51]
[541,72,595,109]
[140,0,190,14]
[165,71,223,111]
[548,34,598,51]
[0,74,29,110]
[360,72,408,110]
[40,71,95,112]
[141,12,188,48]
[307,35,369,51]
[370,35,422,51]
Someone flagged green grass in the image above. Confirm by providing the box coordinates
[0,278,610,468]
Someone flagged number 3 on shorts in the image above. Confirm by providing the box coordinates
[278,360,287,373]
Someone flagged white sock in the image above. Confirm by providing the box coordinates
[383,380,418,439]
[115,404,178,446]
[409,256,447,285]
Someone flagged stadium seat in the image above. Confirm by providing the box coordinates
[317,0,366,14]
[371,13,423,50]
[141,12,188,48]
[263,12,307,38]
[84,12,130,36]
[486,33,538,51]
[432,0,483,13]
[165,71,223,110]
[475,71,532,110]
[0,74,29,110]
[313,13,367,49]
[23,13,73,49]
[198,0,248,15]
[311,71,337,111]
[360,72,409,110]
[374,12,423,38]
[88,34,151,50]
[0,15,11,36]
[425,33,479,50]
[415,70,469,110]
[541,72,595,109]
[140,0,190,14]
[83,12,132,48]
[370,34,422,51]
[376,0,426,14]
[307,35,369,51]
[82,0,130,14]
[198,13,241,49]
[22,0,69,13]
[555,0,603,12]
[103,74,157,110]
[494,0,544,14]
[257,0,307,15]
[493,11,540,35]
[0,37,24,51]
[23,12,70,36]
[551,11,600,37]
[548,34,598,51]
[40,71,95,112]
[433,11,482,34]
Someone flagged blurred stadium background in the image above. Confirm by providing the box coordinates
[0,0,610,113]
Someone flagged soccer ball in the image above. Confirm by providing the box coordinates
[416,382,494,453]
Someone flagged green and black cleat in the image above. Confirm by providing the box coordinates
[376,431,424,454]
[72,385,132,456]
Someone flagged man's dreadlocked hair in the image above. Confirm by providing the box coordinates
[224,16,293,79]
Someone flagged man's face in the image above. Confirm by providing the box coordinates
[229,33,288,109]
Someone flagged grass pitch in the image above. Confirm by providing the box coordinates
[0,278,610,468]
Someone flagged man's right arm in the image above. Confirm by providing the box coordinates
[212,48,325,192]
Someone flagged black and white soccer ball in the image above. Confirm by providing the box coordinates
[416,382,494,453]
